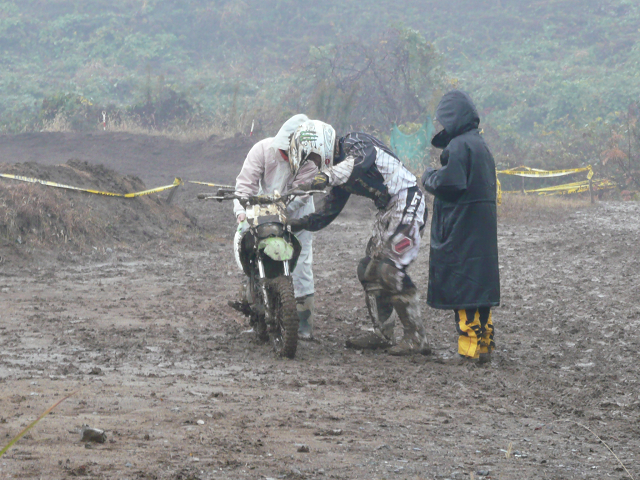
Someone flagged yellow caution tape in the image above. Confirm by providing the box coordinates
[498,166,593,178]
[495,165,617,200]
[123,177,183,197]
[502,179,616,196]
[188,181,235,189]
[0,173,183,198]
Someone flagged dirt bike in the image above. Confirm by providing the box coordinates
[198,188,319,358]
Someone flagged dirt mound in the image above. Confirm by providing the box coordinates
[0,131,256,186]
[0,159,196,254]
[0,132,370,261]
[0,132,260,240]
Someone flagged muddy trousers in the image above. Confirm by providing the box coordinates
[356,187,428,343]
[358,256,427,343]
[454,308,495,359]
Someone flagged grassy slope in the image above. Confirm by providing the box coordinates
[0,0,639,143]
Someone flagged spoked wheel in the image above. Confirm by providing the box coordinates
[267,275,299,358]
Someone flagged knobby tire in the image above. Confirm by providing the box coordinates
[267,276,298,359]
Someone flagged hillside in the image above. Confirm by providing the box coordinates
[0,0,639,177]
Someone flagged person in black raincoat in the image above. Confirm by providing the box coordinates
[421,90,500,363]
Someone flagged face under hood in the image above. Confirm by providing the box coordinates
[431,90,480,149]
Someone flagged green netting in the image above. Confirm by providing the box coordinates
[389,119,435,171]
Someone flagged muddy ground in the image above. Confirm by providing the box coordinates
[0,133,638,479]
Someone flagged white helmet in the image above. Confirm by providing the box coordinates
[289,120,336,177]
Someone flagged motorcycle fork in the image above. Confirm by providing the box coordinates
[256,257,268,315]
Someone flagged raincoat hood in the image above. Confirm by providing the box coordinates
[270,114,310,154]
[431,90,480,149]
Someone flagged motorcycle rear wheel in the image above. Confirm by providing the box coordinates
[267,275,299,358]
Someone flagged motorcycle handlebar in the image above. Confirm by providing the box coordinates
[197,189,325,204]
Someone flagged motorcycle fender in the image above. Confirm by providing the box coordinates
[258,237,294,261]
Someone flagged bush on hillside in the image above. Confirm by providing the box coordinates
[303,26,445,132]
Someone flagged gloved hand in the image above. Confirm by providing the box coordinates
[439,150,449,166]
[421,168,436,187]
[287,217,310,233]
[374,191,391,210]
[299,172,329,191]
[237,219,250,234]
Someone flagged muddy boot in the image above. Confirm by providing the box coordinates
[477,323,494,365]
[346,329,394,350]
[346,284,396,350]
[296,294,315,340]
[478,351,492,365]
[387,333,431,356]
[388,291,431,356]
[347,290,395,350]
[438,353,479,366]
[345,309,396,350]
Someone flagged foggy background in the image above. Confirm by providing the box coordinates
[0,0,638,187]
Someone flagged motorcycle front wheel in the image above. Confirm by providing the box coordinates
[267,275,299,358]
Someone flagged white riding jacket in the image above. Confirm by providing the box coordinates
[233,137,317,298]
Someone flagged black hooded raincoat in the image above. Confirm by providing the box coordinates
[422,90,500,309]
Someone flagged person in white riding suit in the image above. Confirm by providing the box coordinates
[286,120,430,356]
[232,114,318,339]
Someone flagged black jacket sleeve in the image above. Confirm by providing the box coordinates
[422,140,469,203]
[303,187,351,232]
